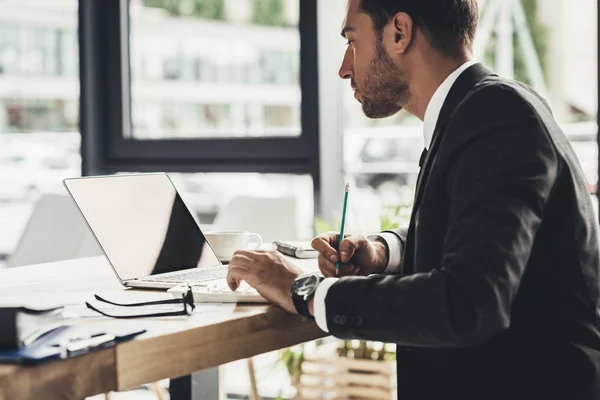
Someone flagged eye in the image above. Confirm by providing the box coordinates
[346,40,354,46]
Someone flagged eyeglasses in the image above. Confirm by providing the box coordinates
[85,285,195,319]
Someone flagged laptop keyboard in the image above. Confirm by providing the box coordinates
[204,280,256,293]
[143,266,228,283]
[167,280,267,303]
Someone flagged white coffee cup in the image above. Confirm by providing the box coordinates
[204,231,263,261]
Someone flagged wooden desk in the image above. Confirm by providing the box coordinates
[0,257,326,400]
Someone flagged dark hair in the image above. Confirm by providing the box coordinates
[359,0,479,57]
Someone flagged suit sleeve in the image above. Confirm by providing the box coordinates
[387,227,408,273]
[386,227,408,273]
[389,227,408,243]
[369,228,408,274]
[322,85,559,347]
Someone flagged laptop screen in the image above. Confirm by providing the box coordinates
[64,174,222,281]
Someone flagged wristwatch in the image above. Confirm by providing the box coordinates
[290,273,324,319]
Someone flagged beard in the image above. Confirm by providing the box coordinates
[357,36,409,119]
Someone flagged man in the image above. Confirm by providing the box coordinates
[226,0,600,398]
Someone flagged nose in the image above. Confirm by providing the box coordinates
[338,46,353,80]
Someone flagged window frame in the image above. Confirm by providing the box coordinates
[597,0,600,217]
[79,0,320,180]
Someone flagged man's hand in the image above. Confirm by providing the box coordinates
[311,232,388,277]
[226,250,303,314]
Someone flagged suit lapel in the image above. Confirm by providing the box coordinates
[401,63,496,274]
[411,63,496,212]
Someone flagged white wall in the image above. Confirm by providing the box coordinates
[538,0,597,120]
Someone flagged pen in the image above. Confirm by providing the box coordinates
[335,183,350,276]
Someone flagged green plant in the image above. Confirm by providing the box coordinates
[482,0,547,87]
[142,0,225,19]
[194,0,225,20]
[281,190,412,388]
[315,202,412,236]
[252,0,285,26]
[299,198,411,373]
[279,344,305,386]
[314,215,337,236]
[379,204,412,231]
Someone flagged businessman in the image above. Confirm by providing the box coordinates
[226,0,600,398]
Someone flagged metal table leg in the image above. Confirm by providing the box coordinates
[170,368,220,400]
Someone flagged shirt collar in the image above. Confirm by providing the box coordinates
[423,61,477,149]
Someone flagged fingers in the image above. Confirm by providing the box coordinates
[317,254,337,277]
[234,249,261,258]
[338,235,368,263]
[235,249,278,261]
[311,232,338,262]
[311,232,352,263]
[334,262,358,277]
[317,254,358,278]
[230,252,254,266]
[226,268,242,291]
[226,253,253,291]
[226,250,285,291]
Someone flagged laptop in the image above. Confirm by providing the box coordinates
[63,173,240,291]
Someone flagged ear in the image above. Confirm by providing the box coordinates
[391,12,413,54]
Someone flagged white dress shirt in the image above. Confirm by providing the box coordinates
[314,61,478,333]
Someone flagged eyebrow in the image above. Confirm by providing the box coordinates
[340,26,356,38]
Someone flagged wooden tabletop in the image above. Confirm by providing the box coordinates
[0,257,326,400]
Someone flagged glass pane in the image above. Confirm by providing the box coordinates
[341,0,598,231]
[478,0,598,197]
[129,0,302,139]
[168,172,314,241]
[0,0,80,267]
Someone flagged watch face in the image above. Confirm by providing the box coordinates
[292,274,320,297]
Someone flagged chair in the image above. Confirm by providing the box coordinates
[6,194,101,268]
[211,195,298,243]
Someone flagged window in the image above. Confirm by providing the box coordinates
[129,0,301,139]
[0,0,80,266]
[335,0,599,232]
[85,0,318,178]
[169,172,314,240]
[480,0,598,196]
[79,0,319,243]
[103,171,313,240]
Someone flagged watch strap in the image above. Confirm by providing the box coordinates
[291,274,324,319]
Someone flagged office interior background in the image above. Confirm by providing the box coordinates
[0,0,597,398]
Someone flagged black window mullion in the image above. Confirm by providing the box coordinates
[79,0,125,176]
[79,0,319,177]
[597,0,600,223]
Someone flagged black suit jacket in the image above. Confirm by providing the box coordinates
[324,63,600,399]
